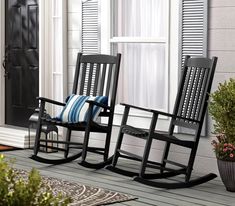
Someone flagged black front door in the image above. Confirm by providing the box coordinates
[4,0,39,127]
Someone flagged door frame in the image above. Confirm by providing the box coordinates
[0,0,67,126]
[0,0,5,125]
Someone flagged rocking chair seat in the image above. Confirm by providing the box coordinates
[122,124,194,148]
[121,125,149,138]
[152,133,194,148]
[41,117,109,133]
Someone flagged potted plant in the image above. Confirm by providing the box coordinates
[209,78,235,192]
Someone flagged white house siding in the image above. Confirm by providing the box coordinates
[208,0,235,111]
[206,0,235,173]
[66,0,235,175]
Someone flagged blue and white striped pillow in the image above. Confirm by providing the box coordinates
[58,95,108,123]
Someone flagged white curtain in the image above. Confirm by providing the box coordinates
[115,0,168,110]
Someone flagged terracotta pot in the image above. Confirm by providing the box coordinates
[217,159,235,192]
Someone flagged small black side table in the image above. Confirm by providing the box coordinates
[28,109,58,152]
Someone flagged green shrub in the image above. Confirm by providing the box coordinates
[209,78,235,143]
[209,78,235,161]
[0,154,72,206]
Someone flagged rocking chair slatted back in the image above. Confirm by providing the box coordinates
[172,55,217,130]
[73,53,121,112]
[99,63,107,95]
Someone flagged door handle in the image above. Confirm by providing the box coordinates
[2,46,8,69]
[2,45,10,79]
[2,59,7,69]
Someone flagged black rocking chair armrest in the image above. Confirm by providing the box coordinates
[121,103,200,123]
[120,103,199,123]
[37,97,66,106]
[120,103,152,113]
[86,100,111,110]
[150,109,200,123]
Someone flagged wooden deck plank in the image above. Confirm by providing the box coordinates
[1,152,187,205]
[2,151,230,206]
[3,151,177,206]
[1,150,233,206]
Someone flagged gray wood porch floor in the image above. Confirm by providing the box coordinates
[2,149,235,206]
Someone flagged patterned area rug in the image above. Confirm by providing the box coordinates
[17,170,136,206]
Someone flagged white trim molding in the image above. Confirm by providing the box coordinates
[61,0,68,101]
[110,37,167,44]
[100,0,110,54]
[39,0,51,99]
[39,0,67,115]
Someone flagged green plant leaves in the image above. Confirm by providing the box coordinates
[0,155,72,206]
[209,78,235,143]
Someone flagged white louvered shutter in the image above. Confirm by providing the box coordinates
[82,0,100,54]
[179,0,208,135]
[180,0,208,64]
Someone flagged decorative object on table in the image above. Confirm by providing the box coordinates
[31,53,121,169]
[28,108,58,152]
[107,55,218,189]
[209,78,235,192]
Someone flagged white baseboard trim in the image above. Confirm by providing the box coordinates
[0,126,35,148]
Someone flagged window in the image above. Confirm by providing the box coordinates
[106,0,178,130]
[111,0,169,111]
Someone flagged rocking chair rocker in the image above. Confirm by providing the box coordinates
[31,53,121,169]
[106,55,218,189]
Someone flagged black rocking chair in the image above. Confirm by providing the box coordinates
[106,55,218,189]
[31,53,121,169]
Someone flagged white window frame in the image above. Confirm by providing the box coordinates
[100,0,180,131]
